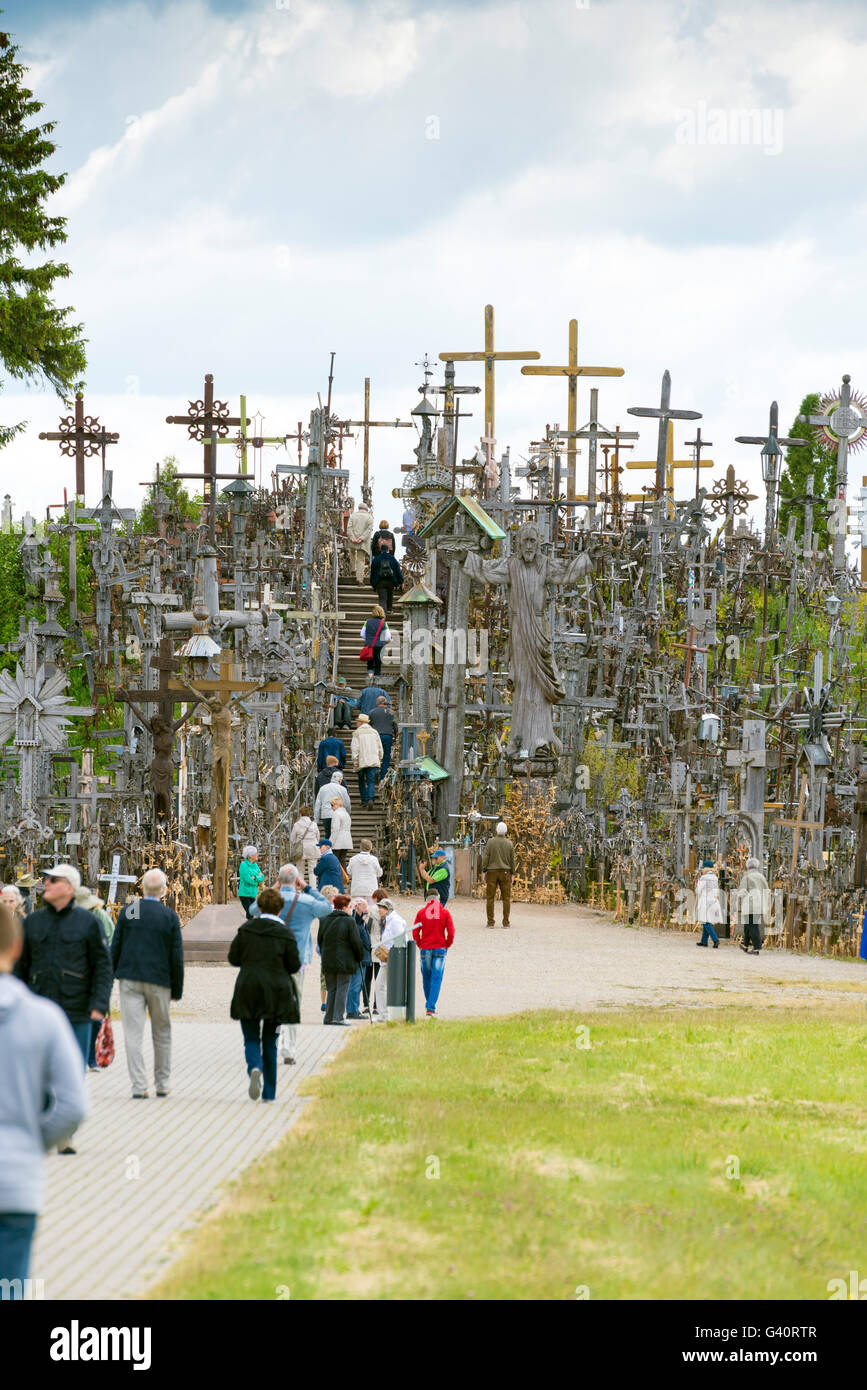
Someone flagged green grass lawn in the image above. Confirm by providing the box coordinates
[152,1006,867,1300]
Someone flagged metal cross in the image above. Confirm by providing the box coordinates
[39,393,119,500]
[627,370,701,499]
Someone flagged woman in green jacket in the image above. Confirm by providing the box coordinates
[238,846,265,917]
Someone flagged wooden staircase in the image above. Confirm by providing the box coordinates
[329,577,403,858]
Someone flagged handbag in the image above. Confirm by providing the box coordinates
[373,944,389,963]
[95,1016,115,1068]
[359,618,386,663]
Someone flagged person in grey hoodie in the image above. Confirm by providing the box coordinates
[0,904,88,1289]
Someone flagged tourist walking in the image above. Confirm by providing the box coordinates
[238,846,264,917]
[290,804,321,884]
[112,867,184,1099]
[329,797,353,866]
[360,606,390,679]
[735,856,770,954]
[412,886,455,1018]
[481,822,514,927]
[317,894,364,1025]
[358,681,387,714]
[345,898,373,1019]
[314,754,340,796]
[13,864,110,1155]
[346,838,383,899]
[418,846,452,906]
[313,840,348,892]
[694,860,722,948]
[370,548,403,613]
[370,519,395,557]
[0,904,88,1291]
[75,884,117,1070]
[314,770,351,839]
[369,694,396,782]
[249,865,330,1064]
[228,887,300,1101]
[372,898,408,1019]
[317,733,346,770]
[347,502,374,582]
[351,712,383,806]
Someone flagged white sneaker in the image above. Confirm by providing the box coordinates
[248,1068,262,1100]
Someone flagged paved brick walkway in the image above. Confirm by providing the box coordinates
[30,1018,350,1300]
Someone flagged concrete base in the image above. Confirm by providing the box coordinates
[183,902,246,963]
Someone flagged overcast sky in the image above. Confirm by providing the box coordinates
[3,0,867,545]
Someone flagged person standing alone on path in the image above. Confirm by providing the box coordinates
[229,887,300,1101]
[694,860,722,948]
[351,712,383,806]
[481,823,514,928]
[112,868,184,1099]
[238,847,264,917]
[412,886,455,1018]
[0,904,88,1290]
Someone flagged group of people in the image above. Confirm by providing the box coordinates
[693,856,771,952]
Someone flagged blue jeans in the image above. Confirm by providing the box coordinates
[240,1019,279,1101]
[376,734,393,782]
[0,1213,37,1289]
[357,767,376,803]
[420,948,447,1012]
[346,966,364,1014]
[700,922,719,946]
[69,1021,91,1069]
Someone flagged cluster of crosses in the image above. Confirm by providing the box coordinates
[1,310,866,957]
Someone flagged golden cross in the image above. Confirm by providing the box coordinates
[624,421,714,516]
[439,304,539,443]
[416,728,430,756]
[521,318,624,499]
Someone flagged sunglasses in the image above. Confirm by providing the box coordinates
[44,875,62,884]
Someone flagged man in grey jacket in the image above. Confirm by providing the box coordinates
[0,904,88,1290]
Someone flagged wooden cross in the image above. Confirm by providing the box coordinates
[168,650,282,904]
[438,303,539,443]
[166,374,249,540]
[117,636,181,723]
[521,319,624,500]
[345,378,413,489]
[39,393,119,499]
[774,777,822,874]
[98,852,138,905]
[625,421,713,516]
[669,624,709,686]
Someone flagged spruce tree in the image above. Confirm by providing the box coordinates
[778,393,835,547]
[0,25,87,446]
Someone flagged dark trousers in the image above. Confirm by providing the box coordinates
[88,1017,100,1067]
[376,583,394,612]
[376,733,393,781]
[357,767,376,803]
[366,649,383,677]
[744,915,762,952]
[240,1018,279,1100]
[239,895,256,918]
[321,816,332,841]
[486,870,511,925]
[324,972,352,1023]
[0,1213,37,1288]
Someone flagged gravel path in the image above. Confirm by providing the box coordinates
[169,896,867,1023]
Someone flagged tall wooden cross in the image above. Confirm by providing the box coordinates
[166,374,249,540]
[625,421,714,516]
[345,378,413,489]
[39,393,119,499]
[627,370,701,500]
[438,303,539,445]
[521,320,624,500]
[169,651,282,903]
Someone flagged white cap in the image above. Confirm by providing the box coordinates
[45,864,81,889]
[496,822,507,835]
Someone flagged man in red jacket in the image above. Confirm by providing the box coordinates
[412,886,455,1018]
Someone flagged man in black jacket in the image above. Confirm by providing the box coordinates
[368,695,397,782]
[317,894,363,1025]
[15,863,112,1154]
[112,867,184,1099]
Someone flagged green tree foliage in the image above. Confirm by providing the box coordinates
[778,393,835,547]
[137,456,202,532]
[0,528,25,671]
[0,26,87,446]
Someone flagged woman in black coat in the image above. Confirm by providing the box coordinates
[369,550,403,613]
[316,893,363,1025]
[229,887,300,1101]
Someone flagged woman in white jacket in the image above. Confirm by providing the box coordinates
[693,859,722,948]
[373,898,407,1019]
[289,805,320,884]
[735,857,770,954]
[329,799,353,867]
